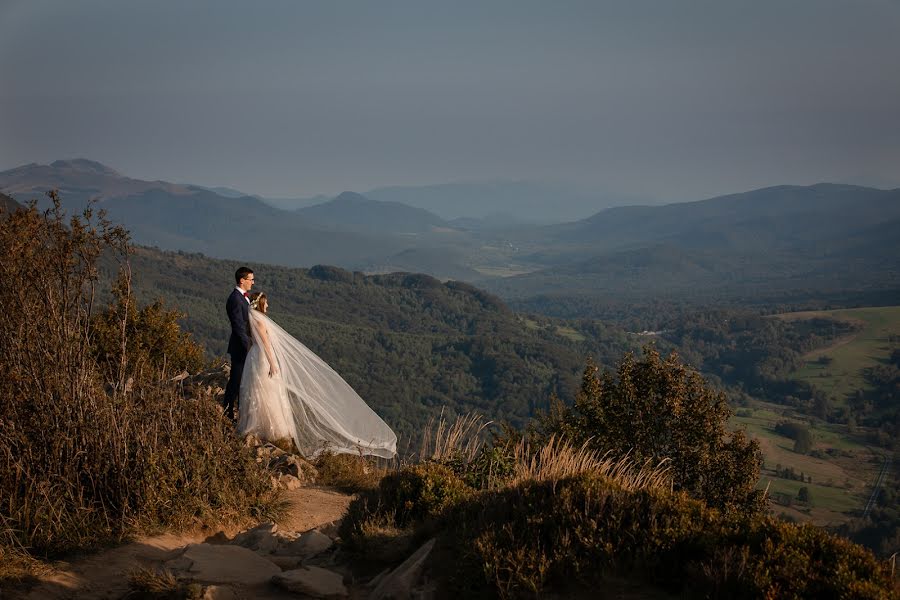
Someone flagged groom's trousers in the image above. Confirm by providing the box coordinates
[223,348,247,421]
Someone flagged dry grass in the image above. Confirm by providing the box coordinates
[314,452,391,493]
[0,196,279,579]
[127,566,203,599]
[418,411,491,464]
[511,435,672,492]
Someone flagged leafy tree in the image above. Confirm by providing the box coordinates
[793,429,813,454]
[540,346,764,514]
[798,486,812,504]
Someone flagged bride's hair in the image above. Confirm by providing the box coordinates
[248,291,268,313]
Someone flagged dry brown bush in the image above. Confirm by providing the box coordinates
[0,194,278,583]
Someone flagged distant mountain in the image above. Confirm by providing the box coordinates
[543,183,900,251]
[364,181,651,224]
[297,191,451,234]
[258,194,330,211]
[485,184,900,308]
[0,192,21,213]
[0,160,408,269]
[0,159,194,211]
[186,185,250,198]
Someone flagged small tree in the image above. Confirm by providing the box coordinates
[540,346,764,514]
[798,486,812,505]
[793,429,813,454]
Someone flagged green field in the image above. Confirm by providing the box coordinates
[776,305,900,403]
[731,401,885,526]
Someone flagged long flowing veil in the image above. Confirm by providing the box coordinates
[246,309,397,459]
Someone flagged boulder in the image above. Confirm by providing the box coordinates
[165,543,281,585]
[274,529,333,559]
[272,566,348,598]
[267,453,318,484]
[279,474,303,490]
[230,522,280,554]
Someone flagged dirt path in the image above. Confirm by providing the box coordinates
[14,486,353,600]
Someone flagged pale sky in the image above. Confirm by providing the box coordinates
[1,0,898,201]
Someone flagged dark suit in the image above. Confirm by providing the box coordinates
[223,288,252,420]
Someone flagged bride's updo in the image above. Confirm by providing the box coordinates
[249,292,268,313]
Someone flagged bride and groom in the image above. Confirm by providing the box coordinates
[223,267,397,459]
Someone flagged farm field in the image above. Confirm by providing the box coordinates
[731,401,887,526]
[775,305,900,403]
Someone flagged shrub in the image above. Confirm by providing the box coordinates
[438,474,896,598]
[340,461,472,553]
[0,195,278,575]
[314,451,388,493]
[538,347,764,514]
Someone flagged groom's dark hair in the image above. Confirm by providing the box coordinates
[235,266,253,284]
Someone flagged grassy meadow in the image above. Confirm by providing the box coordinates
[732,401,886,526]
[775,305,900,403]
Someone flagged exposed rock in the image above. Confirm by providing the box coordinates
[200,584,237,600]
[165,543,280,585]
[272,566,348,598]
[370,538,436,600]
[318,520,341,540]
[229,522,280,554]
[366,568,391,589]
[274,529,333,559]
[266,554,304,570]
[279,474,303,490]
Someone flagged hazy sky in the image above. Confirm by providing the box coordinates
[1,0,898,201]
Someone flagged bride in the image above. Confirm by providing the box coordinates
[237,291,397,459]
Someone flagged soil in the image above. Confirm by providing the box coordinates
[9,486,353,600]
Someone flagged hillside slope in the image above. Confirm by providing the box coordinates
[125,247,635,439]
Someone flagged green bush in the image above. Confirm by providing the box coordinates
[539,347,764,514]
[437,474,896,598]
[314,452,387,493]
[340,461,472,554]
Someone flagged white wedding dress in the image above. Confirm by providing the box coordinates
[238,309,397,459]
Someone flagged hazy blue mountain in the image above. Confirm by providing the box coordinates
[0,192,21,213]
[0,159,195,212]
[0,160,408,269]
[6,161,899,313]
[543,184,900,250]
[484,184,900,305]
[364,181,652,223]
[257,194,329,211]
[186,184,250,198]
[297,191,452,234]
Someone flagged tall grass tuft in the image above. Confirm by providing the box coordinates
[418,411,490,464]
[511,435,671,492]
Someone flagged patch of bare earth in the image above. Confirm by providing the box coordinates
[10,487,352,600]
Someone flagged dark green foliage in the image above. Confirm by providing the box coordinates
[492,477,896,598]
[340,462,473,554]
[539,347,764,513]
[346,467,896,598]
[122,247,637,441]
[775,421,815,455]
[539,346,763,511]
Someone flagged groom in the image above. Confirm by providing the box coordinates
[223,266,254,421]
